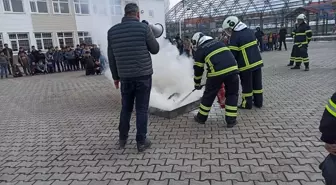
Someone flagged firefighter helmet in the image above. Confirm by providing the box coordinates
[191,32,213,48]
[222,16,240,36]
[222,16,240,30]
[297,14,306,20]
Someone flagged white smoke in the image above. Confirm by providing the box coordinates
[100,36,203,111]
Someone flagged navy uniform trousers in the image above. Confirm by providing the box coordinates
[320,154,336,185]
[239,68,263,109]
[197,73,239,123]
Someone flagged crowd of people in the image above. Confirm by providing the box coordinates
[167,24,289,57]
[0,43,107,79]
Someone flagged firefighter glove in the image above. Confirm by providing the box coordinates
[194,84,203,90]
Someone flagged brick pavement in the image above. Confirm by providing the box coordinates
[0,42,335,185]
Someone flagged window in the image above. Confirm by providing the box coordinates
[0,34,3,49]
[92,1,106,15]
[52,0,69,14]
[78,32,92,44]
[74,0,89,14]
[30,0,48,13]
[3,0,24,12]
[57,32,74,47]
[35,33,53,50]
[109,0,121,16]
[8,33,30,51]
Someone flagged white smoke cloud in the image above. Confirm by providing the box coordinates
[101,36,203,111]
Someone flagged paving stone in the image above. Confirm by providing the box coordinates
[88,180,110,185]
[51,180,73,185]
[33,180,54,185]
[69,181,90,185]
[107,180,129,185]
[0,42,334,184]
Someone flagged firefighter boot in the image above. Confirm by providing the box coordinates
[304,63,309,71]
[194,115,205,124]
[291,66,300,69]
[287,61,294,66]
[239,97,253,109]
[225,118,237,128]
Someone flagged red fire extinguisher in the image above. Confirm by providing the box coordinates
[217,83,226,108]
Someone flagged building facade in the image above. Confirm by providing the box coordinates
[0,0,166,52]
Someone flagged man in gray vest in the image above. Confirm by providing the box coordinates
[108,3,160,152]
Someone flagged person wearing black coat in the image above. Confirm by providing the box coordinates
[255,27,264,52]
[319,92,336,185]
[91,44,101,61]
[278,25,287,50]
[2,43,14,75]
[83,51,95,75]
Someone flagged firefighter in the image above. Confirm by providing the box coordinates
[222,16,263,110]
[319,92,336,185]
[291,14,312,71]
[191,32,239,128]
[288,23,298,66]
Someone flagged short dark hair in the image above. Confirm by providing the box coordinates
[124,3,138,16]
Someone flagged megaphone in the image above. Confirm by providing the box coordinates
[149,23,164,38]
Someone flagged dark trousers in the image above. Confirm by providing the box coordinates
[267,42,273,50]
[294,45,309,68]
[55,61,63,72]
[80,59,85,70]
[64,60,71,71]
[119,75,152,143]
[74,58,80,70]
[7,59,13,75]
[320,154,336,185]
[257,38,263,51]
[196,73,239,123]
[21,62,30,75]
[279,38,287,50]
[289,45,296,66]
[239,68,263,109]
[69,59,76,70]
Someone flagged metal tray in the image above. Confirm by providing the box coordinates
[149,99,201,119]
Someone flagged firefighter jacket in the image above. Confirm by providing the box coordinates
[319,92,336,144]
[293,22,312,47]
[193,39,238,86]
[228,26,263,72]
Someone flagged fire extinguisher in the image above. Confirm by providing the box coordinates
[217,83,226,108]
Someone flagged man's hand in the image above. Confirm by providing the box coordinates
[325,143,336,155]
[114,80,120,89]
[142,20,149,25]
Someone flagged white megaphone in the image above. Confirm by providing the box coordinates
[149,23,164,38]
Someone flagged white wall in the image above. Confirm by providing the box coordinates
[0,0,35,48]
[138,0,166,37]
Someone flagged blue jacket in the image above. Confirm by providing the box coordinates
[193,39,238,86]
[53,51,63,62]
[107,17,159,80]
[228,27,263,72]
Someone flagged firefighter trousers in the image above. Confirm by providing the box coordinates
[288,45,296,66]
[196,73,239,123]
[319,154,336,185]
[239,68,263,109]
[294,45,309,68]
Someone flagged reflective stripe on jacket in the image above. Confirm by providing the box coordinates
[228,28,263,72]
[193,39,238,86]
[293,22,312,47]
[319,92,336,144]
